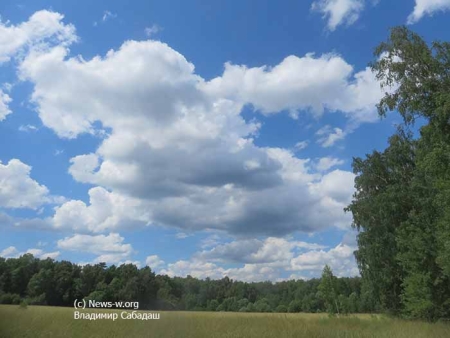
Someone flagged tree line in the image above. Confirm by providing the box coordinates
[0,254,373,314]
[346,26,450,321]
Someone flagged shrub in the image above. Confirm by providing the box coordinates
[26,293,46,305]
[275,305,288,313]
[0,293,21,305]
[12,294,21,304]
[288,300,302,313]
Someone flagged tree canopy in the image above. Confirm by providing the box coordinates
[0,254,369,314]
[346,26,450,321]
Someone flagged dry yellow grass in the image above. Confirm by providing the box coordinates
[0,305,449,338]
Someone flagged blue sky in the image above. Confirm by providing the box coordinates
[0,0,449,282]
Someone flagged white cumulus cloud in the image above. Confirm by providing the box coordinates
[290,242,358,277]
[145,255,165,269]
[311,0,365,31]
[316,125,346,148]
[12,12,368,237]
[0,89,12,121]
[407,0,450,24]
[57,233,134,264]
[160,234,358,281]
[315,157,345,171]
[52,187,150,233]
[0,10,76,63]
[0,159,51,209]
[196,237,327,264]
[0,246,59,259]
[0,246,18,258]
[204,54,383,122]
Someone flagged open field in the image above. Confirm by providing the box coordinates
[0,305,449,338]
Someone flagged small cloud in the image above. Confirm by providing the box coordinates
[200,234,222,249]
[0,246,59,259]
[18,124,38,132]
[315,157,344,171]
[145,24,162,37]
[94,129,110,138]
[0,246,18,258]
[294,141,309,151]
[94,10,117,26]
[0,89,12,121]
[42,251,60,259]
[316,125,346,148]
[287,274,308,281]
[145,255,165,269]
[49,195,67,205]
[2,83,13,92]
[175,232,190,239]
[102,10,117,23]
[407,0,450,24]
[311,0,365,31]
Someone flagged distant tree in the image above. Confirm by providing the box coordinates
[318,265,339,315]
[338,295,349,315]
[183,293,197,310]
[246,302,255,312]
[0,254,366,314]
[288,299,302,313]
[237,298,249,310]
[275,304,288,313]
[348,292,359,313]
[207,299,219,311]
[27,268,53,304]
[254,298,271,312]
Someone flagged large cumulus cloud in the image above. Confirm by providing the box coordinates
[12,14,374,237]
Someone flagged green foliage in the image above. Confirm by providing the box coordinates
[348,292,359,313]
[338,295,349,315]
[246,302,255,312]
[288,300,302,313]
[207,299,219,311]
[26,293,46,305]
[254,298,272,312]
[275,304,288,313]
[318,265,339,315]
[347,26,450,321]
[0,293,21,304]
[0,254,365,313]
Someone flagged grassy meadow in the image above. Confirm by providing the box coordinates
[0,305,449,338]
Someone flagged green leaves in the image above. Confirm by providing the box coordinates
[318,265,339,315]
[347,26,450,321]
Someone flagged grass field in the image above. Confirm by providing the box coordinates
[0,305,449,338]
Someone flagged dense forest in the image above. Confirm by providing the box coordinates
[1,26,450,321]
[346,27,450,321]
[0,254,369,314]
